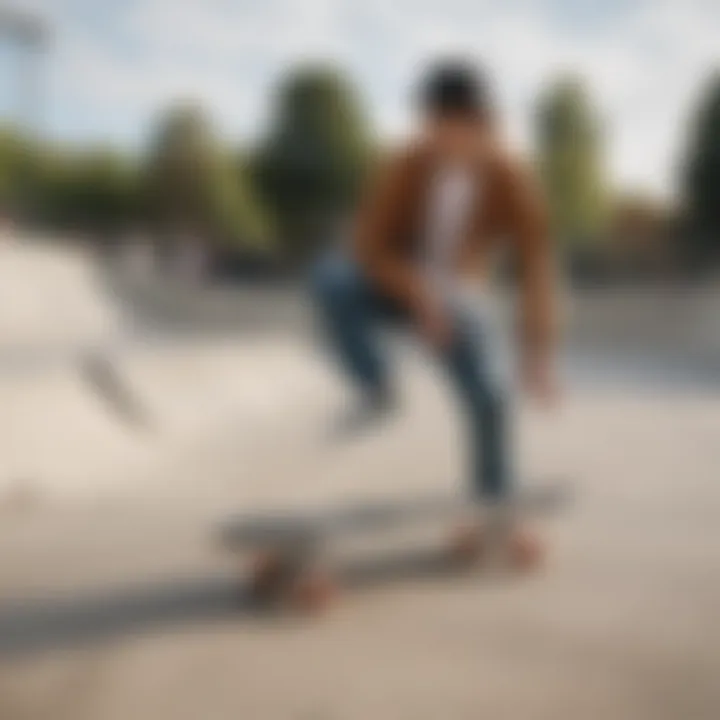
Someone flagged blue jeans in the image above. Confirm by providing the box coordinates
[311,253,512,501]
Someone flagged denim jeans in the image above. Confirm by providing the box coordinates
[310,252,512,501]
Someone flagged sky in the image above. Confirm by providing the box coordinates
[1,0,719,199]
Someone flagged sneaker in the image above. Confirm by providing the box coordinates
[328,387,398,440]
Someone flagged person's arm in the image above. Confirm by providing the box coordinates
[353,150,426,313]
[505,158,556,398]
[353,150,452,347]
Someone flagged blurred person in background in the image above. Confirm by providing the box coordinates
[312,58,556,563]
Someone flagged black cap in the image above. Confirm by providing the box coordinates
[417,58,492,119]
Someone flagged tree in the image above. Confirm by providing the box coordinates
[536,77,610,249]
[0,125,42,219]
[254,64,374,263]
[0,126,139,237]
[682,71,720,265]
[143,101,271,253]
[40,147,139,236]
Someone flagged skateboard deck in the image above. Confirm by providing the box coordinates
[219,481,571,613]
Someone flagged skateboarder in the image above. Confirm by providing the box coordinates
[311,59,556,565]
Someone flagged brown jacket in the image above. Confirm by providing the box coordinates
[352,140,554,352]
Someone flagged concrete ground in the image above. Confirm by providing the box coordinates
[1,240,720,719]
[2,355,720,719]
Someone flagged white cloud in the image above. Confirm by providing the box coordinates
[6,0,718,198]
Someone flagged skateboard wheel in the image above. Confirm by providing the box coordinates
[247,552,291,603]
[508,532,545,572]
[446,526,485,566]
[287,570,338,615]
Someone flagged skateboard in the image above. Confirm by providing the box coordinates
[218,482,570,614]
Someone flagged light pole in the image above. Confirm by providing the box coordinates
[0,4,50,132]
[0,4,50,223]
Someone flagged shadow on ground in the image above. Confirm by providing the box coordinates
[0,547,499,660]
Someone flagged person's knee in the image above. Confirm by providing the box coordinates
[464,375,505,419]
[450,317,508,418]
[310,253,360,307]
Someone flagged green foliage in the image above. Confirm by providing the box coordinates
[683,72,720,260]
[143,103,215,234]
[0,126,41,215]
[536,77,610,246]
[0,124,139,234]
[41,148,138,233]
[254,64,374,261]
[143,101,272,252]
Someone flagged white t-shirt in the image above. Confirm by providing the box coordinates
[419,163,508,384]
[421,163,477,299]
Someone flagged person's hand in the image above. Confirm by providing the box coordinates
[522,354,558,407]
[414,294,453,350]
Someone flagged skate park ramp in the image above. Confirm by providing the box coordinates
[0,236,333,503]
[4,233,720,506]
[2,232,720,508]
